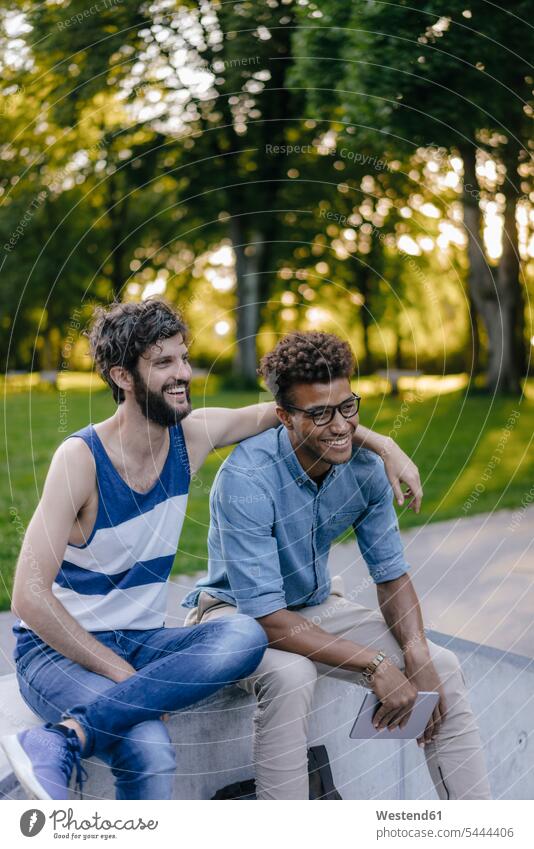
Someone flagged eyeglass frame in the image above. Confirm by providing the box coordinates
[283,392,361,426]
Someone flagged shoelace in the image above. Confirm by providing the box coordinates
[63,736,89,799]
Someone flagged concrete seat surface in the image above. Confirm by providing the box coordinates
[1,631,532,800]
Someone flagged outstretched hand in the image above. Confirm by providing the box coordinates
[381,439,423,513]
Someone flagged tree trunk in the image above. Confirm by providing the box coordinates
[460,145,521,393]
[107,172,127,301]
[358,273,373,374]
[498,154,526,378]
[39,332,55,372]
[491,179,523,392]
[394,325,403,370]
[467,293,481,375]
[230,217,264,385]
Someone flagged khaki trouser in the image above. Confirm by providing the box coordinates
[185,578,491,801]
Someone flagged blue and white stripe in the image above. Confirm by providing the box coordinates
[21,423,190,634]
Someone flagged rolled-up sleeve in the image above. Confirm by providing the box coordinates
[212,469,287,617]
[353,467,410,584]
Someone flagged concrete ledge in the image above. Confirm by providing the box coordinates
[420,632,533,801]
[1,631,532,800]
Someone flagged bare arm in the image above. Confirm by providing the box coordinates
[11,439,135,683]
[182,401,278,473]
[376,573,428,659]
[353,425,423,513]
[183,394,423,507]
[257,608,417,725]
[257,607,377,670]
[376,573,445,741]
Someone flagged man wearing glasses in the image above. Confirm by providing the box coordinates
[183,331,490,801]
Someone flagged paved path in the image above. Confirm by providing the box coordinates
[329,507,534,659]
[1,507,532,676]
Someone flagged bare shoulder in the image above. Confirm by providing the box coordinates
[47,436,96,501]
[181,409,217,474]
[181,408,204,444]
[53,434,96,465]
[182,407,216,430]
[182,407,220,444]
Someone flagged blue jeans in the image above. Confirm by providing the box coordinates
[15,617,267,799]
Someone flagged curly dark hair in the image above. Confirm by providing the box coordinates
[258,331,355,408]
[87,299,188,403]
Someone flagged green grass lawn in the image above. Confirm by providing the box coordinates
[1,379,532,611]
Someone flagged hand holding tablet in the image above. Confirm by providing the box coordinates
[349,691,440,740]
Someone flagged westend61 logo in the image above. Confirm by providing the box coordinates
[19,807,159,839]
[20,810,46,837]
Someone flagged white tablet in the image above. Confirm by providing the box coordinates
[349,691,439,740]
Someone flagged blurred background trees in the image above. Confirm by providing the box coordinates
[1,0,532,391]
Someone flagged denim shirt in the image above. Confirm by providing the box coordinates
[182,425,409,618]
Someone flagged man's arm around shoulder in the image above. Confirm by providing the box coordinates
[353,424,423,513]
[182,402,278,474]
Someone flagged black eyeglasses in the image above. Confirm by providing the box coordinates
[285,393,361,426]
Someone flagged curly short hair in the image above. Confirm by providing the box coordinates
[258,331,355,408]
[87,298,188,403]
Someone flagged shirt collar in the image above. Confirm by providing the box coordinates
[278,426,338,488]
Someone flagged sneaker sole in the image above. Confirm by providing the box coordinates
[0,735,53,800]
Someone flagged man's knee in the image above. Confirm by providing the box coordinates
[255,652,318,701]
[226,613,268,648]
[429,644,464,683]
[208,614,268,676]
[109,720,176,775]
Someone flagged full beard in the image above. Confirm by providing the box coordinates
[132,370,192,427]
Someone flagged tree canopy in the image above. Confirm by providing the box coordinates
[1,1,532,391]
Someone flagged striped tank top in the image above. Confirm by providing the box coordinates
[15,423,190,649]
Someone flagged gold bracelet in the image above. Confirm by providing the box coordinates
[363,649,387,680]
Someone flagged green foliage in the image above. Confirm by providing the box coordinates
[292,1,533,153]
[1,2,532,379]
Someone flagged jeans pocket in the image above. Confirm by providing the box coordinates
[16,643,58,689]
[15,646,40,681]
[16,652,64,724]
[15,667,46,718]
